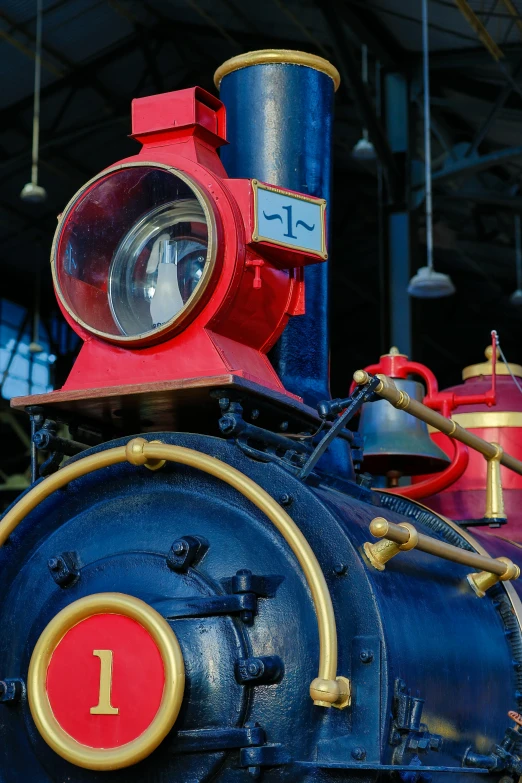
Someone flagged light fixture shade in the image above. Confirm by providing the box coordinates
[510,288,522,305]
[20,182,47,203]
[408,265,455,298]
[351,137,376,161]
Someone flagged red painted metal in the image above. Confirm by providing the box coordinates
[46,613,165,748]
[387,438,469,500]
[423,370,522,540]
[54,87,326,399]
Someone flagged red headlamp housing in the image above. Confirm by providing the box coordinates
[51,87,327,399]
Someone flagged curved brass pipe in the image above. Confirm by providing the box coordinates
[0,438,349,709]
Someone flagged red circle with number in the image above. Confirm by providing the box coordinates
[46,613,166,749]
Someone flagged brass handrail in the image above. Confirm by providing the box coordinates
[0,437,349,709]
[353,370,522,477]
[364,516,520,596]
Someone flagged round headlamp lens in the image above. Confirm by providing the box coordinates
[55,166,212,340]
[109,200,207,336]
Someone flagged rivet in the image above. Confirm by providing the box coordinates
[360,649,374,663]
[279,493,293,507]
[351,747,366,761]
[334,563,347,576]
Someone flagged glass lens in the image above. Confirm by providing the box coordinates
[56,167,210,338]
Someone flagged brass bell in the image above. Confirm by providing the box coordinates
[358,379,451,476]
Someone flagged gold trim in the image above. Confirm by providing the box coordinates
[51,162,219,347]
[484,442,506,521]
[3,439,346,709]
[463,361,522,379]
[28,593,185,771]
[378,493,522,633]
[214,49,340,91]
[365,515,518,591]
[251,180,328,259]
[363,372,522,476]
[463,346,522,380]
[433,412,522,430]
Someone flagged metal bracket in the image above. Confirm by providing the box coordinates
[169,724,266,754]
[240,743,291,771]
[390,679,443,764]
[316,635,382,764]
[0,678,24,705]
[298,377,380,481]
[218,399,312,469]
[155,592,259,621]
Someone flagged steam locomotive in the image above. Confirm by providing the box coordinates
[2,49,522,783]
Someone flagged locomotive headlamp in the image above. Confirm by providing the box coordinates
[23,68,336,402]
[53,164,215,343]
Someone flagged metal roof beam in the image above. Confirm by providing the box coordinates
[427,42,522,70]
[413,145,522,189]
[467,55,522,156]
[0,8,126,115]
[335,1,408,69]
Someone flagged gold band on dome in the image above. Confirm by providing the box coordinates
[428,412,522,431]
[463,361,522,380]
[28,593,185,771]
[214,49,341,91]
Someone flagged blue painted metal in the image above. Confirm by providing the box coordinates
[0,431,521,780]
[219,61,334,406]
[386,72,412,356]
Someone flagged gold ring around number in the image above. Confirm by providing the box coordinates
[28,593,185,771]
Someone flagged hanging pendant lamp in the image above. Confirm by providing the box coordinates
[21,0,47,203]
[510,214,522,305]
[408,0,454,298]
[352,45,376,161]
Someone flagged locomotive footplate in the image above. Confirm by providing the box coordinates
[11,375,324,439]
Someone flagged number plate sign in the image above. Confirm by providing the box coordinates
[27,593,184,771]
[252,180,327,259]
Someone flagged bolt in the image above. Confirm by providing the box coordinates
[280,421,289,432]
[334,563,347,575]
[172,541,186,556]
[351,747,366,761]
[0,678,23,704]
[48,557,60,572]
[279,493,293,507]
[360,649,374,664]
[247,661,262,676]
[219,419,235,434]
[219,397,230,410]
[251,409,260,421]
[33,431,47,448]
